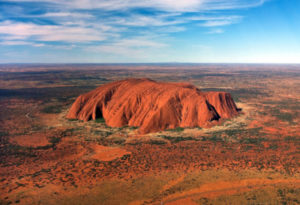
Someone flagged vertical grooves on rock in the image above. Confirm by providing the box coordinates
[67,78,239,134]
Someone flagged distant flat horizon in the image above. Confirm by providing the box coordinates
[1,63,300,73]
[1,61,300,65]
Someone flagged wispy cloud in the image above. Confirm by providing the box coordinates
[201,20,237,27]
[207,28,224,34]
[88,37,166,51]
[187,15,242,21]
[4,0,267,12]
[0,40,45,47]
[42,12,93,18]
[191,15,243,27]
[86,36,168,61]
[110,14,184,27]
[0,20,108,42]
[0,0,269,59]
[114,38,167,48]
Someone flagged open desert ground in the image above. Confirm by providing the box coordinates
[0,64,299,205]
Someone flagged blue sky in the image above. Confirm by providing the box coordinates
[0,0,299,63]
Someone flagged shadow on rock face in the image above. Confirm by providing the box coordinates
[67,78,240,134]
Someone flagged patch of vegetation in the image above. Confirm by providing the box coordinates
[239,137,266,145]
[126,140,143,145]
[263,106,297,124]
[107,137,126,145]
[160,135,198,143]
[284,136,299,141]
[61,128,81,136]
[191,73,231,78]
[2,134,65,157]
[201,135,223,142]
[48,136,61,144]
[15,182,26,187]
[272,111,295,124]
[268,144,278,150]
[275,112,295,123]
[58,174,172,205]
[22,136,62,151]
[263,100,300,111]
[148,139,167,145]
[207,127,263,141]
[41,105,62,114]
[0,84,97,102]
[0,131,8,137]
[194,186,300,205]
[0,199,11,205]
[92,130,112,137]
[35,184,45,188]
[1,143,37,158]
[129,126,139,130]
[34,144,54,150]
[95,118,106,123]
[31,168,51,178]
[31,124,45,132]
[167,127,184,132]
[116,125,139,131]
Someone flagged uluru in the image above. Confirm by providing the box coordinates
[67,78,239,134]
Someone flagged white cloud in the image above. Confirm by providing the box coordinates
[87,37,167,59]
[188,15,242,21]
[114,38,167,48]
[5,0,267,12]
[207,28,224,34]
[200,0,267,11]
[0,0,269,56]
[4,0,203,11]
[0,21,107,42]
[195,15,242,27]
[110,14,184,27]
[0,40,45,47]
[201,20,236,27]
[156,26,186,33]
[42,12,93,18]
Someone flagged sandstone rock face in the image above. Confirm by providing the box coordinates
[67,78,239,134]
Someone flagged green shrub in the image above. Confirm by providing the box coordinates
[49,136,61,144]
[95,118,106,123]
[284,136,298,141]
[0,131,8,137]
[168,127,184,132]
[41,105,62,113]
[148,139,167,145]
[160,135,198,143]
[239,137,266,145]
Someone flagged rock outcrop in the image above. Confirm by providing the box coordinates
[67,78,239,134]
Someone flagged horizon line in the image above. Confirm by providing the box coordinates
[1,62,300,65]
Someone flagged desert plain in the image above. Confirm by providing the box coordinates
[0,64,299,204]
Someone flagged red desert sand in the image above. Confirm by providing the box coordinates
[91,144,131,161]
[67,78,239,134]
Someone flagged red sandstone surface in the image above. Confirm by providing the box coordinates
[67,78,239,133]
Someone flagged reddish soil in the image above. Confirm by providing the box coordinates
[163,178,300,205]
[67,78,239,134]
[9,133,51,148]
[1,66,299,204]
[1,138,297,196]
[90,144,131,161]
